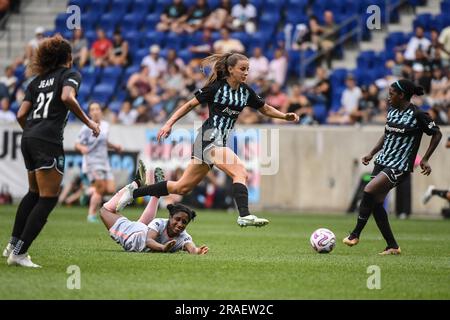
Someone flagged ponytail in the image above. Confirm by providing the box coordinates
[201,52,248,86]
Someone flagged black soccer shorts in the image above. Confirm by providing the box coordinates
[21,137,65,175]
[372,164,410,187]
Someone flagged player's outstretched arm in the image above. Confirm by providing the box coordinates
[420,130,442,176]
[258,103,299,122]
[184,242,209,255]
[61,86,100,137]
[146,229,176,252]
[157,97,200,141]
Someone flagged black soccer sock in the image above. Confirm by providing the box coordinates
[373,202,399,249]
[132,181,169,199]
[351,192,375,238]
[13,196,58,255]
[11,191,40,246]
[432,189,449,199]
[232,183,250,217]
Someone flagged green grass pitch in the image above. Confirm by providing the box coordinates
[0,205,449,299]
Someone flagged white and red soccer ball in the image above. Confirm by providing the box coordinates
[310,228,336,253]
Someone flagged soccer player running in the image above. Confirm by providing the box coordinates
[117,52,299,227]
[2,35,100,267]
[75,102,122,223]
[343,79,442,255]
[100,165,208,254]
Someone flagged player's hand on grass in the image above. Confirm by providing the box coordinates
[361,154,373,165]
[162,240,177,252]
[196,245,209,255]
[88,120,100,137]
[157,123,172,142]
[420,159,432,175]
[285,113,299,122]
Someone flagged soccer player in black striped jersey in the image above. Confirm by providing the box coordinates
[343,79,442,255]
[2,35,100,268]
[117,52,299,227]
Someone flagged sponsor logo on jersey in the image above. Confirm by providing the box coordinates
[428,121,436,129]
[222,107,240,116]
[385,124,405,133]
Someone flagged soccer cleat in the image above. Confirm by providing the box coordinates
[135,159,147,187]
[343,235,359,247]
[422,185,435,204]
[2,243,14,258]
[378,247,401,255]
[237,214,269,227]
[116,183,137,212]
[154,167,165,184]
[7,253,41,268]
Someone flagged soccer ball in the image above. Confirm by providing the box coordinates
[310,228,336,253]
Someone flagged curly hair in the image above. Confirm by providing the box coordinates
[391,79,425,101]
[26,35,72,77]
[167,203,197,222]
[201,52,248,86]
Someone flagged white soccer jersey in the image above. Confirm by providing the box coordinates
[148,218,193,253]
[77,120,110,172]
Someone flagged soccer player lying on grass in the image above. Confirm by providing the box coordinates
[99,166,208,255]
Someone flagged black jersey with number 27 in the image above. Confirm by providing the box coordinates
[22,67,81,146]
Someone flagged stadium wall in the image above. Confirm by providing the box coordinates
[1,124,448,217]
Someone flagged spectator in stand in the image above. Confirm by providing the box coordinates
[328,74,362,125]
[181,0,210,34]
[428,66,449,107]
[230,0,257,34]
[108,29,129,67]
[90,28,112,67]
[427,28,449,70]
[0,65,17,99]
[387,51,407,78]
[141,44,168,80]
[204,0,232,31]
[166,49,186,73]
[248,47,269,84]
[213,28,245,54]
[306,66,331,110]
[24,26,45,65]
[188,28,214,60]
[267,48,288,87]
[438,25,450,68]
[319,11,337,69]
[156,0,187,34]
[70,28,89,69]
[412,63,431,94]
[160,63,188,116]
[117,101,138,125]
[287,84,314,125]
[265,81,289,124]
[402,26,431,63]
[292,16,322,51]
[0,97,14,123]
[126,65,161,108]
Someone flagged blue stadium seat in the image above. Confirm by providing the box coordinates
[133,48,149,64]
[178,49,193,64]
[88,0,111,13]
[121,12,146,31]
[108,100,123,114]
[68,0,91,12]
[413,13,433,30]
[313,104,328,124]
[91,83,115,105]
[131,0,152,14]
[165,32,186,50]
[143,14,162,32]
[110,0,132,14]
[99,13,122,33]
[330,68,347,88]
[102,66,123,82]
[54,13,71,34]
[142,30,166,48]
[263,0,286,12]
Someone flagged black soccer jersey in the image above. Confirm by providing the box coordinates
[22,67,81,146]
[375,104,440,172]
[194,79,265,142]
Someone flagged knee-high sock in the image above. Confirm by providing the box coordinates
[232,183,250,217]
[10,191,39,246]
[103,186,128,212]
[13,196,58,255]
[88,191,102,216]
[373,202,399,249]
[138,196,159,225]
[133,181,169,199]
[351,192,375,238]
